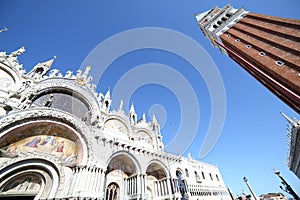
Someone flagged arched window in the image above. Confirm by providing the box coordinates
[185,169,189,177]
[106,182,119,200]
[216,174,219,181]
[259,52,266,56]
[209,173,213,181]
[195,171,201,183]
[275,60,284,66]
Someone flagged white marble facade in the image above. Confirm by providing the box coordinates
[0,47,231,200]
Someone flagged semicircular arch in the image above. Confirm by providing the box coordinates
[106,151,141,176]
[146,159,169,180]
[0,158,61,200]
[29,81,101,123]
[135,128,155,146]
[102,116,131,140]
[0,112,89,166]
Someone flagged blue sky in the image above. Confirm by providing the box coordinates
[1,0,299,197]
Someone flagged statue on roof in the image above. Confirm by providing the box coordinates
[9,46,25,57]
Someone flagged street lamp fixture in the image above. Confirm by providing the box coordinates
[274,169,300,200]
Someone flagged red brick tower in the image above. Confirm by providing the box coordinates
[195,5,300,113]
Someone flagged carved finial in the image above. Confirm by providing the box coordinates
[65,70,74,78]
[76,69,82,77]
[49,69,60,77]
[75,66,93,86]
[82,66,91,78]
[142,113,146,122]
[118,100,124,111]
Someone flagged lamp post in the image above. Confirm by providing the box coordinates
[274,169,300,200]
[243,177,258,200]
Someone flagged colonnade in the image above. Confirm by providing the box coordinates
[123,174,146,197]
[68,166,106,197]
[67,167,187,200]
[153,177,173,198]
[121,175,177,200]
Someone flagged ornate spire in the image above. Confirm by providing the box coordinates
[104,88,110,99]
[129,102,137,124]
[27,56,56,79]
[129,102,136,114]
[152,113,158,124]
[101,88,111,113]
[41,56,56,68]
[151,114,160,135]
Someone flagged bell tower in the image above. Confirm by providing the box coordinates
[195,5,300,113]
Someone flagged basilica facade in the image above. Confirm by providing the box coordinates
[0,47,231,200]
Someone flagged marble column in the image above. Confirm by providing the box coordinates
[69,167,78,196]
[98,169,106,198]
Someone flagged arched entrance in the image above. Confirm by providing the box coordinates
[0,159,60,200]
[146,161,168,200]
[0,172,42,199]
[0,119,88,199]
[146,186,153,200]
[105,152,139,199]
